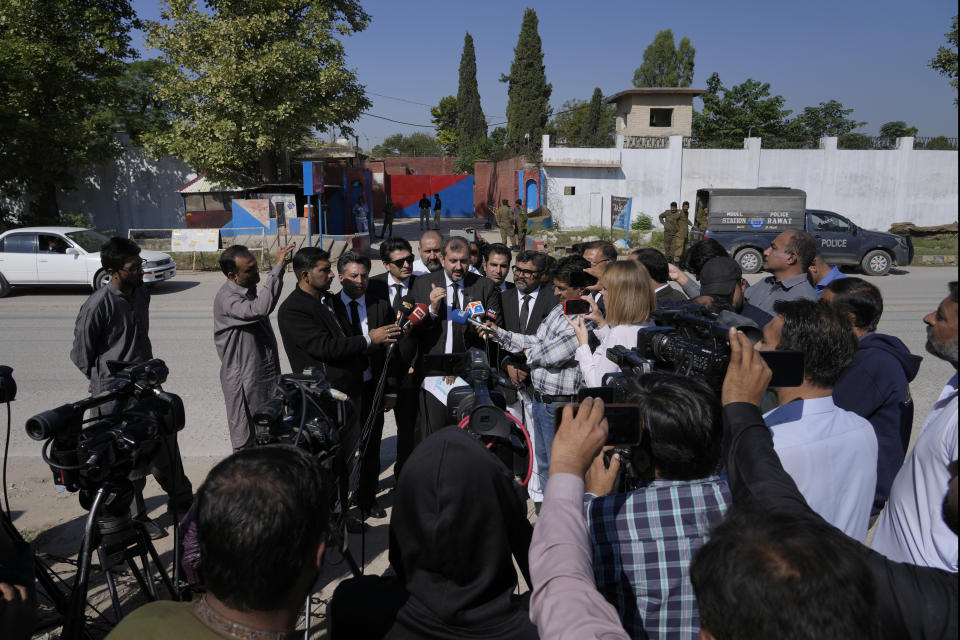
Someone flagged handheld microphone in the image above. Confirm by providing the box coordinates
[452,309,497,333]
[484,309,499,323]
[402,303,429,330]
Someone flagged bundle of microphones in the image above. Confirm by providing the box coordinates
[395,297,429,333]
[451,301,498,335]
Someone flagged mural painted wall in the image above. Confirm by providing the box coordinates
[389,174,475,218]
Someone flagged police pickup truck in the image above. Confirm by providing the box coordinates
[689,187,913,276]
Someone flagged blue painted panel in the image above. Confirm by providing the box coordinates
[525,180,538,210]
[222,201,268,237]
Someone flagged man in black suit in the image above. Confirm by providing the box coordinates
[498,250,559,502]
[409,235,502,436]
[369,237,420,475]
[631,247,689,305]
[483,242,516,294]
[277,248,398,520]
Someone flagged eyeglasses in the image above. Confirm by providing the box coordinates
[513,266,540,277]
[588,258,611,268]
[119,261,145,274]
[389,256,414,267]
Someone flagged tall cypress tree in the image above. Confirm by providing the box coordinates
[457,32,486,146]
[582,87,605,147]
[501,8,552,155]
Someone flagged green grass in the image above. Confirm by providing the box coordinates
[538,226,665,253]
[911,236,958,256]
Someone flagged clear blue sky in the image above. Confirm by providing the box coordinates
[132,0,958,147]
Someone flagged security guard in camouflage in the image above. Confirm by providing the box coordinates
[659,202,681,262]
[678,201,694,258]
[496,199,513,246]
[513,199,527,249]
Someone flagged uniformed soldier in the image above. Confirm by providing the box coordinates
[659,201,681,262]
[696,205,709,229]
[496,199,513,246]
[513,199,527,249]
[678,201,694,258]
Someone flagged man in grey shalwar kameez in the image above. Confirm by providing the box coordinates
[71,237,193,536]
[214,243,295,450]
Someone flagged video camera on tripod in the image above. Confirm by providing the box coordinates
[24,359,185,639]
[422,347,532,486]
[601,305,804,395]
[26,359,184,507]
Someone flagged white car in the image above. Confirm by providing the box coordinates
[0,227,176,297]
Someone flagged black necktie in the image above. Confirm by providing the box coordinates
[450,283,460,310]
[520,294,532,333]
[450,283,464,352]
[349,300,362,336]
[392,284,403,311]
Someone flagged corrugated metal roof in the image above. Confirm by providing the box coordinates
[177,174,245,194]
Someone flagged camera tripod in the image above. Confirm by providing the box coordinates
[60,479,178,640]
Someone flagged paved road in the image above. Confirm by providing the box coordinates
[0,264,955,460]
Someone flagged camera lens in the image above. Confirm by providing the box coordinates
[25,405,76,440]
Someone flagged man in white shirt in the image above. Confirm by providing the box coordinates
[411,230,443,276]
[755,298,878,541]
[872,281,959,571]
[483,243,515,293]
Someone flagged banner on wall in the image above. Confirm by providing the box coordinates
[171,229,219,252]
[611,196,632,230]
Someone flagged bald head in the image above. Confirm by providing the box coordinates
[419,230,443,272]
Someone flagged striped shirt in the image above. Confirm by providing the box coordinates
[493,305,584,396]
[585,476,731,639]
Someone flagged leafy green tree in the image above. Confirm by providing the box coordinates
[547,94,614,147]
[489,127,507,150]
[923,135,957,150]
[693,73,793,146]
[879,121,919,139]
[929,15,958,106]
[144,0,371,186]
[0,0,139,224]
[430,96,458,156]
[501,8,552,156]
[837,133,875,149]
[581,87,614,147]
[457,33,486,145]
[794,100,865,138]
[106,59,173,147]
[371,133,443,158]
[632,29,695,88]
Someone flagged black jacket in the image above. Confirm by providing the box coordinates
[655,284,688,305]
[386,427,538,640]
[408,269,502,364]
[722,402,957,640]
[496,285,559,401]
[277,287,394,393]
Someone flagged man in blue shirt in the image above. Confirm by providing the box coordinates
[808,253,847,297]
[824,277,922,518]
[755,299,878,541]
[584,374,731,639]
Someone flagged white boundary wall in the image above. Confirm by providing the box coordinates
[542,135,958,231]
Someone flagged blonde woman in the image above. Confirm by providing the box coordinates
[568,260,656,387]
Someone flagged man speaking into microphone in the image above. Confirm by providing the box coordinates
[409,236,502,436]
[277,249,398,521]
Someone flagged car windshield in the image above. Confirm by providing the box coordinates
[65,230,109,252]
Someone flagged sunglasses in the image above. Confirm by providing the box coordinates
[389,256,414,267]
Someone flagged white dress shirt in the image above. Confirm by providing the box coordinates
[764,396,878,541]
[412,259,431,276]
[387,274,410,304]
[340,291,372,382]
[871,374,958,571]
[574,322,653,388]
[515,286,540,331]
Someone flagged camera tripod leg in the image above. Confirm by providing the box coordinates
[141,527,176,599]
[101,561,125,620]
[64,486,107,640]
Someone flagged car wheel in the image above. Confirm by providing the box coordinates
[861,249,891,276]
[0,273,10,298]
[735,248,763,274]
[93,269,112,290]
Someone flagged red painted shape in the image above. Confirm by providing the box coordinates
[389,174,469,209]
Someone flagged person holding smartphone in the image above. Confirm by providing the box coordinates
[488,256,596,508]
[568,261,656,388]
